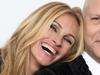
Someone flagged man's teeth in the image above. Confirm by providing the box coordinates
[42,43,56,54]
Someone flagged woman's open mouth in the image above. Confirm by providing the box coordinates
[41,43,57,56]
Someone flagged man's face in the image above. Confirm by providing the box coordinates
[83,0,100,60]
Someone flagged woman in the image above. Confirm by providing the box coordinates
[36,7,91,75]
[0,2,83,75]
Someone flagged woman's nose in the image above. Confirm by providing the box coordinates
[52,37,62,47]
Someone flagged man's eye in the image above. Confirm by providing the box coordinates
[90,17,100,24]
[50,24,57,32]
[91,17,100,20]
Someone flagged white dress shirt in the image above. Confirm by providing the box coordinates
[82,52,100,75]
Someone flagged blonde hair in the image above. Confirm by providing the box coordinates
[0,2,83,75]
[65,7,84,62]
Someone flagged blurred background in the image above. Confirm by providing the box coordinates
[0,0,84,47]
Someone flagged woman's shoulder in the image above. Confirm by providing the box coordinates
[36,55,92,75]
[36,62,73,75]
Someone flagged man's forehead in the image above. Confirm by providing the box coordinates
[84,0,100,9]
[85,0,100,7]
[83,0,100,15]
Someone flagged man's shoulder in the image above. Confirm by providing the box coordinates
[68,55,92,75]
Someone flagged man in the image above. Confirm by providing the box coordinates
[83,0,100,62]
[82,0,100,74]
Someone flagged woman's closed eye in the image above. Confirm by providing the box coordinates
[64,37,72,45]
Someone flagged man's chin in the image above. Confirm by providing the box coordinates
[88,51,100,63]
[95,55,100,63]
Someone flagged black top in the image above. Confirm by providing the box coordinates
[36,62,73,75]
[36,55,92,75]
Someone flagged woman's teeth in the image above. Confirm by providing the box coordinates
[42,43,56,55]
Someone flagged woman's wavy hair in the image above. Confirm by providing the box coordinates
[0,2,83,75]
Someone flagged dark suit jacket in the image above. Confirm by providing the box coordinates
[68,55,92,75]
[36,55,92,75]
